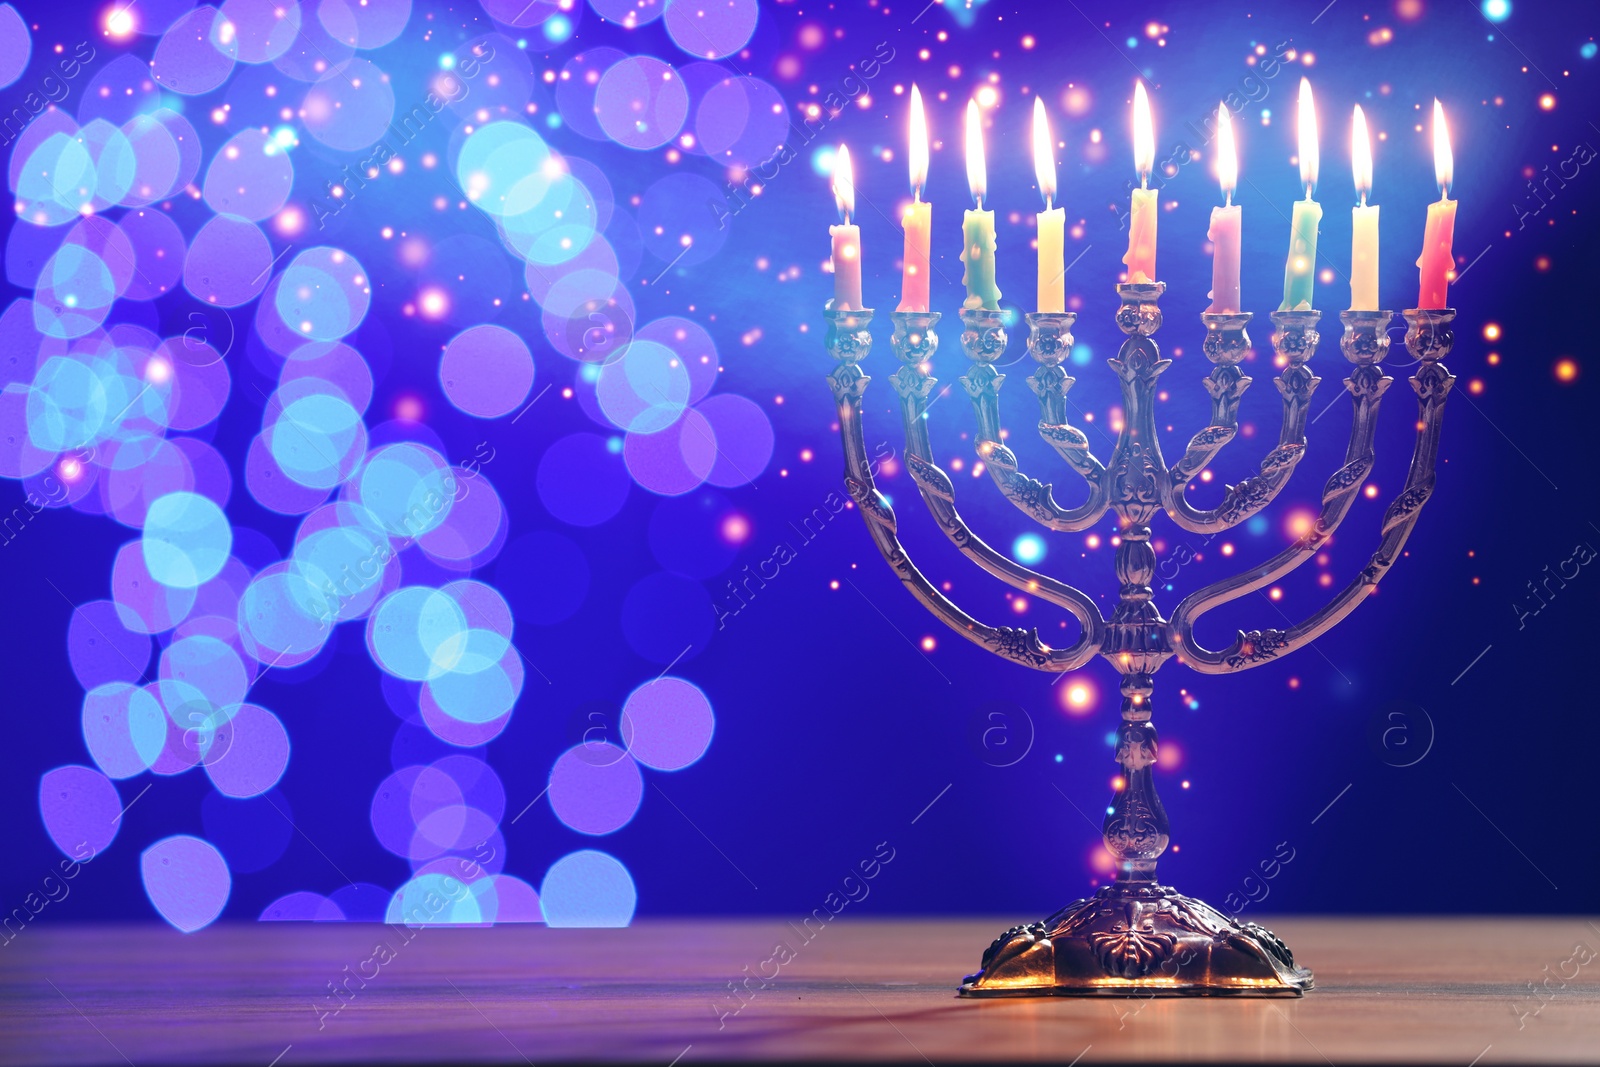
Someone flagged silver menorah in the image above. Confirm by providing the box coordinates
[824,283,1455,996]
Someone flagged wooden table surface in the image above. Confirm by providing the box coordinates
[3,918,1598,1065]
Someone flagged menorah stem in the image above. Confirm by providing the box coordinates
[1105,666,1170,881]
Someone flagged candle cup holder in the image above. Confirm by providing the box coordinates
[824,278,1456,997]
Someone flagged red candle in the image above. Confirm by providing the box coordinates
[1415,100,1456,309]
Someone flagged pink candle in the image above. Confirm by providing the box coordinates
[830,144,863,310]
[1415,100,1455,309]
[899,86,932,313]
[1206,104,1241,314]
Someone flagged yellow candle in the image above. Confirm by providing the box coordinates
[1033,97,1065,313]
[899,85,932,313]
[1415,100,1456,309]
[1122,81,1157,284]
[1348,105,1380,311]
[830,145,862,310]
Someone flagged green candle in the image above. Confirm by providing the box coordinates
[1280,197,1322,311]
[961,100,1001,310]
[1279,77,1321,311]
[962,207,1000,310]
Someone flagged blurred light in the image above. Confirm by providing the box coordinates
[1012,533,1046,564]
[419,288,449,318]
[105,5,136,36]
[720,514,751,543]
[1482,0,1510,21]
[1555,358,1579,383]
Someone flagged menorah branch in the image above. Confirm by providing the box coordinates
[891,312,1104,652]
[1161,311,1321,534]
[1170,309,1453,674]
[961,310,1111,532]
[824,307,1096,673]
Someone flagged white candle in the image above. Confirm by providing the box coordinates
[830,144,862,311]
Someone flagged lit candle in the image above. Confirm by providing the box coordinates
[1416,99,1456,309]
[961,99,1001,310]
[1123,80,1157,284]
[899,85,932,313]
[1206,103,1242,314]
[1280,77,1322,311]
[1349,104,1380,311]
[830,144,862,311]
[1033,97,1066,313]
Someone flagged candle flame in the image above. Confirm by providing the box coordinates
[1298,77,1318,194]
[1215,103,1236,202]
[1352,104,1372,204]
[909,84,928,197]
[1432,98,1453,195]
[833,143,855,221]
[965,98,986,203]
[1032,96,1056,205]
[1133,80,1154,184]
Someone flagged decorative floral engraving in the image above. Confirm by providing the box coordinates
[905,453,954,503]
[1089,928,1178,978]
[1225,628,1291,668]
[1381,477,1435,535]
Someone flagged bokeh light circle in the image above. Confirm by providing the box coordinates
[220,0,304,63]
[548,743,642,835]
[620,676,715,771]
[367,586,469,681]
[142,491,232,589]
[202,702,291,797]
[664,0,758,59]
[0,3,29,90]
[355,442,456,536]
[141,834,232,932]
[273,246,371,342]
[151,6,238,95]
[203,127,295,219]
[39,764,122,857]
[303,57,397,150]
[439,325,534,418]
[595,339,689,433]
[184,213,272,307]
[594,55,688,150]
[540,849,635,927]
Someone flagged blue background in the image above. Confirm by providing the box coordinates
[1,0,1596,928]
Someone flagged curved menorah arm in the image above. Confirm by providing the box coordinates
[888,313,1104,654]
[1161,310,1322,535]
[960,310,1111,533]
[1169,310,1454,674]
[826,308,1101,674]
[1165,312,1254,485]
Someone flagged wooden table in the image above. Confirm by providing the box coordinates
[3,919,1597,1065]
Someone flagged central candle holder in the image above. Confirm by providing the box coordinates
[824,287,1455,997]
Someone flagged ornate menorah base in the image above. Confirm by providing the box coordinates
[959,881,1313,997]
